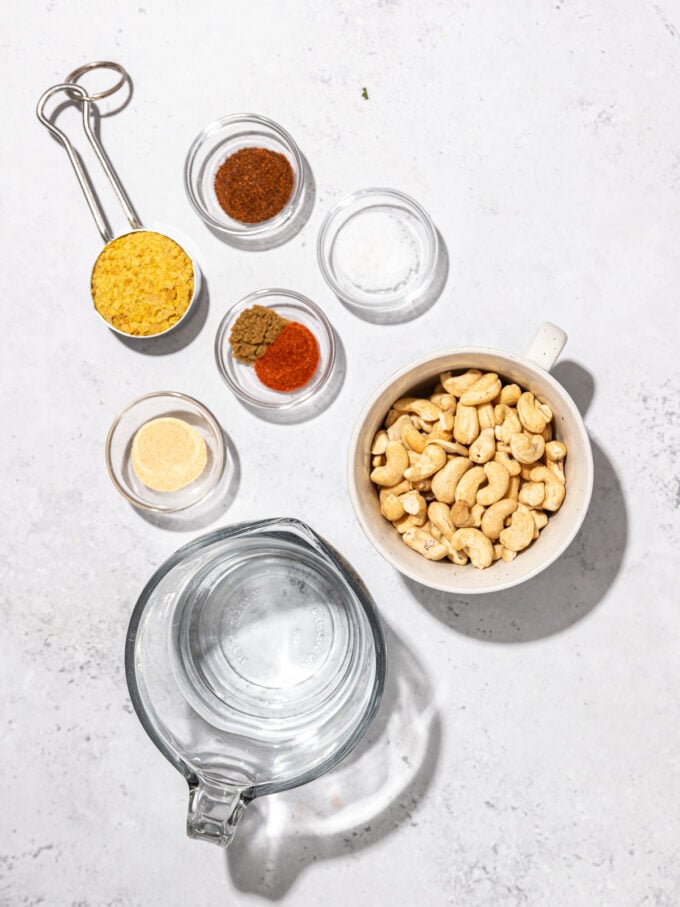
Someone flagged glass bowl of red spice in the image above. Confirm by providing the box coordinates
[184,114,306,248]
[215,289,336,414]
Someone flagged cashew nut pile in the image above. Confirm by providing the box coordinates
[369,370,567,569]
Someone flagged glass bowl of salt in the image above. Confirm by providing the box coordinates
[317,187,440,323]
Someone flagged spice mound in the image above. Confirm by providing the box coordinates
[228,305,320,392]
[214,147,294,224]
[255,322,319,391]
[131,417,207,492]
[229,304,289,363]
[91,231,194,336]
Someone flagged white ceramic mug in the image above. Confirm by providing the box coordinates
[348,323,594,594]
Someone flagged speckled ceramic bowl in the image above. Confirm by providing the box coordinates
[348,323,594,594]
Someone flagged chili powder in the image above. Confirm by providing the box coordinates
[254,322,320,391]
[214,147,294,223]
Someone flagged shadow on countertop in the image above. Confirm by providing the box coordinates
[224,625,440,899]
[405,360,628,643]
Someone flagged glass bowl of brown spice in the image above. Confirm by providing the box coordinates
[215,289,336,414]
[184,114,307,248]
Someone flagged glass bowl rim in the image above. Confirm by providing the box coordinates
[317,186,440,312]
[183,112,305,237]
[105,390,226,513]
[214,288,336,411]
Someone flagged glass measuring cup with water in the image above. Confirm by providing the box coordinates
[125,519,386,846]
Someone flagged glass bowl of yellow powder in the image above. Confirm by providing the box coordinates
[106,391,225,512]
[91,230,200,338]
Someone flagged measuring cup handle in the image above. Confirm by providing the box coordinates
[523,322,568,372]
[186,778,249,847]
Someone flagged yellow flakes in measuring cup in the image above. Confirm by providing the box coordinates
[131,417,207,492]
[91,231,194,336]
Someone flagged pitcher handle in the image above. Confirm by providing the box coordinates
[186,777,250,847]
[523,322,568,372]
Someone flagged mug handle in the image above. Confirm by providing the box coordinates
[186,776,250,847]
[523,322,568,372]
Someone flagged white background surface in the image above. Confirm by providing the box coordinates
[2,1,680,904]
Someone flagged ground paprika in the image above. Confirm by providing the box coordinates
[214,147,294,223]
[254,322,319,391]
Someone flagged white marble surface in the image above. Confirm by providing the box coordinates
[3,1,680,904]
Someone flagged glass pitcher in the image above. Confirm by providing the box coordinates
[125,518,386,846]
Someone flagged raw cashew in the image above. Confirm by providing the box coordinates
[543,481,566,512]
[494,405,523,444]
[518,481,545,508]
[370,441,409,485]
[480,498,518,540]
[542,424,553,442]
[381,493,405,521]
[499,510,535,552]
[531,510,548,531]
[454,465,487,506]
[427,501,456,540]
[441,369,482,397]
[434,412,452,434]
[425,439,469,456]
[519,465,534,481]
[460,373,502,406]
[395,513,427,533]
[371,430,388,455]
[400,490,427,522]
[529,465,562,486]
[494,450,521,476]
[450,528,494,569]
[431,456,473,503]
[402,527,449,560]
[387,414,414,441]
[501,546,517,563]
[477,403,496,430]
[402,423,426,453]
[477,461,510,506]
[451,500,471,527]
[517,392,552,434]
[384,409,400,428]
[411,478,433,494]
[547,459,565,484]
[393,397,442,422]
[545,440,567,461]
[452,501,485,528]
[510,433,545,465]
[430,393,457,413]
[453,403,480,445]
[448,548,469,566]
[499,383,521,406]
[426,521,442,540]
[407,449,421,466]
[469,428,496,464]
[404,444,447,482]
[425,423,454,442]
[372,454,385,468]
[507,475,520,500]
[493,543,503,561]
[379,479,410,502]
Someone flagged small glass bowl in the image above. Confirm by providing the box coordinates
[106,392,225,512]
[215,289,336,412]
[317,188,439,320]
[184,114,305,246]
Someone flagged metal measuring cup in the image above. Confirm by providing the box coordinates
[36,62,201,339]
